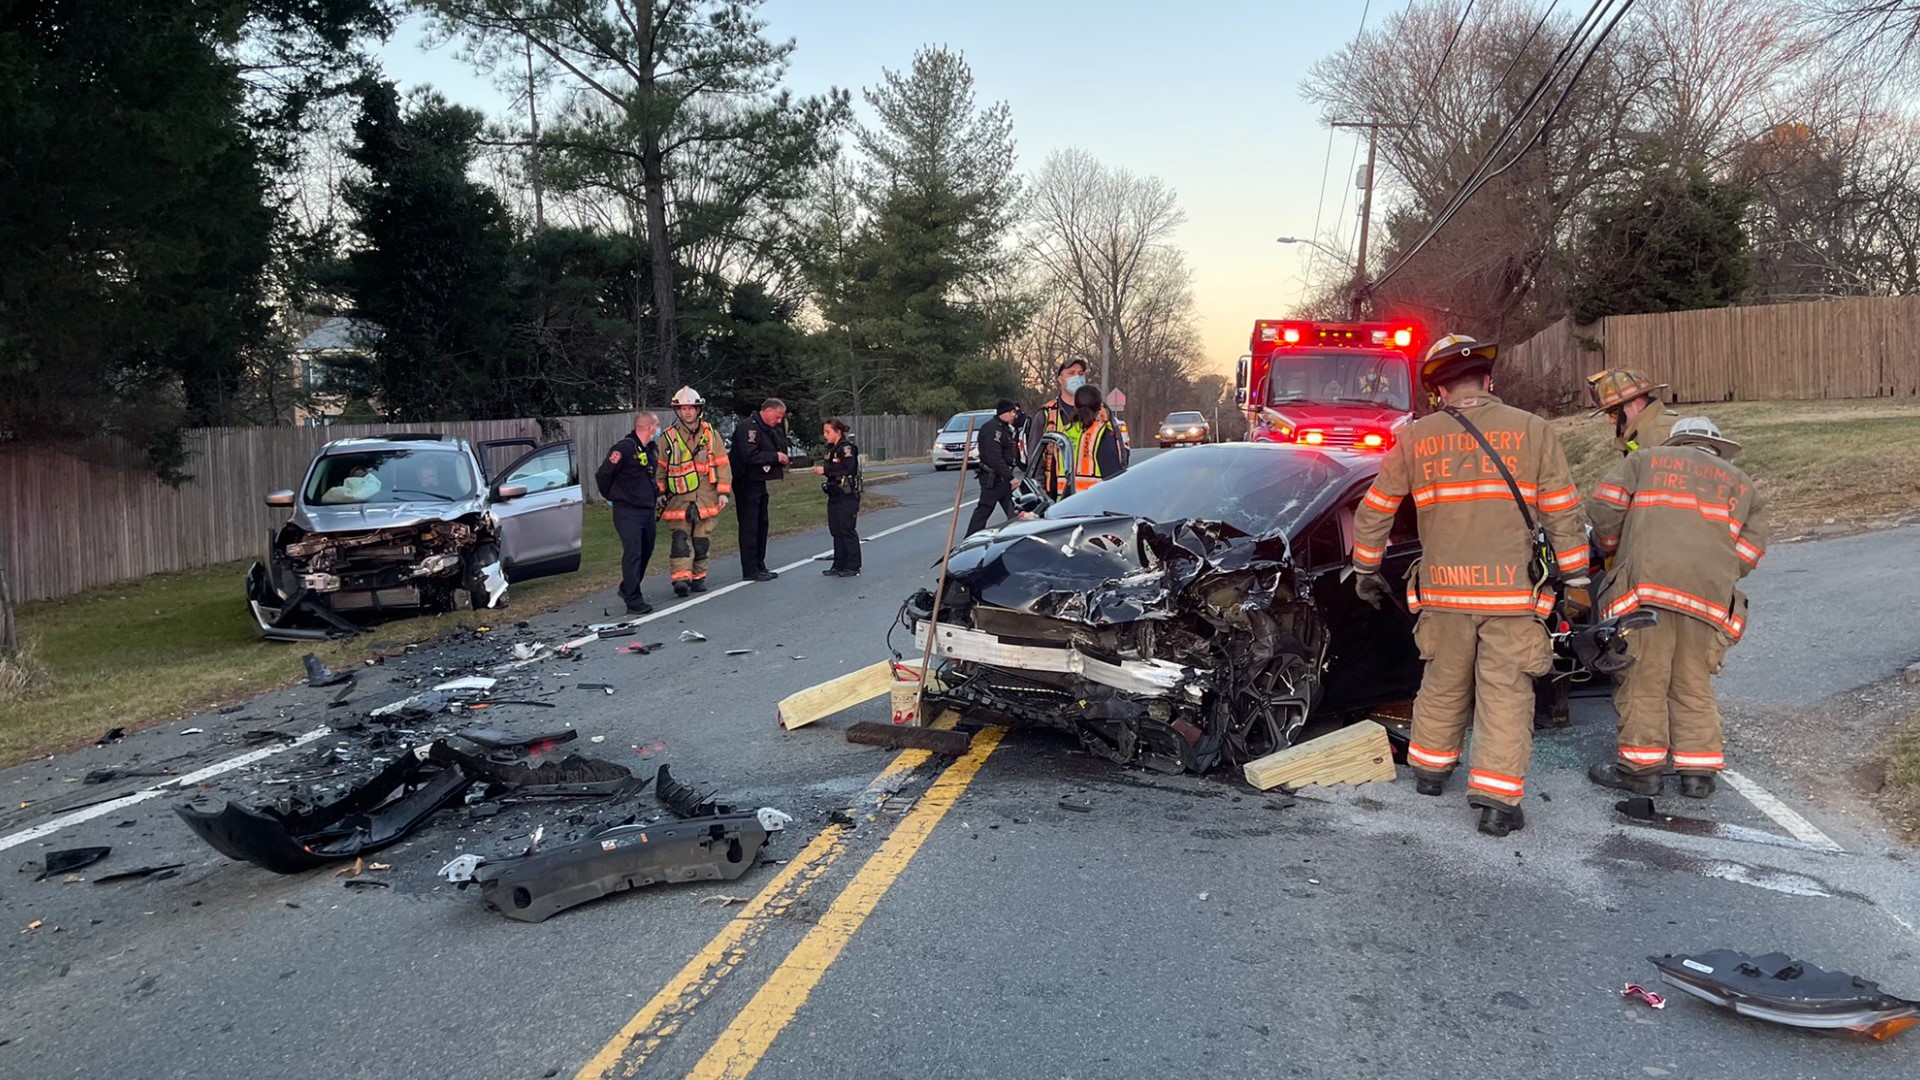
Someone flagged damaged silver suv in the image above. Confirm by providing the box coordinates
[246,434,583,640]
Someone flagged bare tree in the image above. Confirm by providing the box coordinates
[1812,0,1920,73]
[1029,148,1187,391]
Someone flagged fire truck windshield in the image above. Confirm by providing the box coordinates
[1264,351,1412,412]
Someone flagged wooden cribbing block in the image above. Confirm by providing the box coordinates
[777,660,895,730]
[846,722,973,756]
[1242,720,1397,791]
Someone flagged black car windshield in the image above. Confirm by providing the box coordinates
[305,449,475,505]
[1164,412,1205,424]
[1265,350,1412,411]
[1046,444,1351,536]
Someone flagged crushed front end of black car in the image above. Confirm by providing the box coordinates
[908,514,1330,775]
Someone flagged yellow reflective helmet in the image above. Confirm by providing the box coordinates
[1586,369,1667,416]
[1420,333,1497,390]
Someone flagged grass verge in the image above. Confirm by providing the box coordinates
[0,481,895,766]
[1555,398,1920,534]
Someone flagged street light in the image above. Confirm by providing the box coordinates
[1275,235,1348,263]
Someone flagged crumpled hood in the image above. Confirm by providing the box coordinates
[292,498,485,534]
[945,515,1301,626]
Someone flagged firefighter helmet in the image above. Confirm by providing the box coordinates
[670,386,705,407]
[1419,334,1498,390]
[1586,369,1667,416]
[1663,416,1740,460]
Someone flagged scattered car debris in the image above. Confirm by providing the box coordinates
[433,676,497,693]
[342,879,390,890]
[725,649,753,656]
[1613,798,1840,852]
[178,728,205,736]
[679,630,707,643]
[1622,983,1667,1010]
[1058,794,1094,813]
[96,727,127,745]
[617,642,654,655]
[511,642,545,661]
[1650,949,1920,1039]
[35,847,111,881]
[302,654,354,688]
[597,628,636,639]
[555,633,600,657]
[439,810,777,923]
[83,767,171,785]
[93,864,185,884]
[577,682,615,693]
[23,919,43,933]
[657,764,732,818]
[845,722,972,756]
[701,894,749,907]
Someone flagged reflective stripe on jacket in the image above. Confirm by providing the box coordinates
[1068,416,1122,492]
[1586,444,1768,639]
[1351,393,1587,618]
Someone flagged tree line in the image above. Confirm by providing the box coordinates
[1,1,1214,479]
[1293,0,1920,401]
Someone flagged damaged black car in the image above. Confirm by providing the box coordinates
[909,437,1629,775]
[247,435,584,640]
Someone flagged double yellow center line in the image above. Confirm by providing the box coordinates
[574,722,1004,1080]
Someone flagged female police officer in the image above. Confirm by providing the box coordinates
[811,418,862,577]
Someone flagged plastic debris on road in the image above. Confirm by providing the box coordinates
[679,630,707,642]
[1622,984,1667,1009]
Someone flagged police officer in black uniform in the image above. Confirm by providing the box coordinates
[813,418,862,576]
[595,411,662,614]
[727,397,790,582]
[966,399,1022,536]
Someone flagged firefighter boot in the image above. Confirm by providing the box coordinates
[1679,774,1716,799]
[1469,796,1526,837]
[1588,762,1663,796]
[1415,773,1446,797]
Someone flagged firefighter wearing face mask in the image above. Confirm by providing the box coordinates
[657,386,732,596]
[1587,369,1678,455]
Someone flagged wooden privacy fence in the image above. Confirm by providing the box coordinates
[1,412,934,603]
[1503,295,1920,410]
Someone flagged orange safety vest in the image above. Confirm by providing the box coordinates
[1072,417,1111,493]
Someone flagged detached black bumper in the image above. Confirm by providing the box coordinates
[246,561,363,641]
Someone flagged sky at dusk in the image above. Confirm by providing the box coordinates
[379,1,1384,379]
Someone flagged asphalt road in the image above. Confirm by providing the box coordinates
[2,447,1918,1080]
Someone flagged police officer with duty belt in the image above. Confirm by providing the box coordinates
[728,398,790,582]
[595,411,662,615]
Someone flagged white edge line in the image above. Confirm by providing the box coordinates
[0,498,979,852]
[0,727,333,853]
[1721,769,1843,853]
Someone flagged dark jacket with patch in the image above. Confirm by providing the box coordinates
[728,413,789,486]
[822,439,861,496]
[595,433,658,509]
[977,415,1019,483]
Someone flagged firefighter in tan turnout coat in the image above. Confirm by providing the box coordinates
[1351,335,1589,837]
[1585,417,1768,800]
[658,387,733,596]
[1588,368,1678,456]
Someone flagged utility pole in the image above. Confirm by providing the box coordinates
[525,39,546,232]
[1331,120,1410,320]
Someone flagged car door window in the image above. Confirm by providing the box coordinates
[1302,517,1345,570]
[500,444,576,495]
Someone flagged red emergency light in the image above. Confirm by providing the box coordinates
[1253,320,1423,355]
[1284,427,1395,451]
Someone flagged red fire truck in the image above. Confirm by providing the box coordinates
[1233,319,1427,450]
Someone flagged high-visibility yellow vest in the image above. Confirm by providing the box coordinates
[1072,417,1111,492]
[661,422,718,495]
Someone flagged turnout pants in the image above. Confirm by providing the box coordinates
[663,494,716,586]
[1613,611,1727,775]
[734,485,770,576]
[1406,610,1554,807]
[966,476,1015,536]
[827,493,861,571]
[611,503,656,609]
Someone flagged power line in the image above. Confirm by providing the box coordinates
[1297,0,1376,307]
[1407,0,1478,130]
[1369,0,1633,293]
[1297,124,1339,308]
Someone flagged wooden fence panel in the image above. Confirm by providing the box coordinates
[1,411,934,603]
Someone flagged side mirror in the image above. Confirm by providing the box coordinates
[264,490,295,508]
[494,483,529,501]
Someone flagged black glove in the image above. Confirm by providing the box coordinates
[1354,570,1394,610]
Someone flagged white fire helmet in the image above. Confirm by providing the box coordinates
[670,386,705,407]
